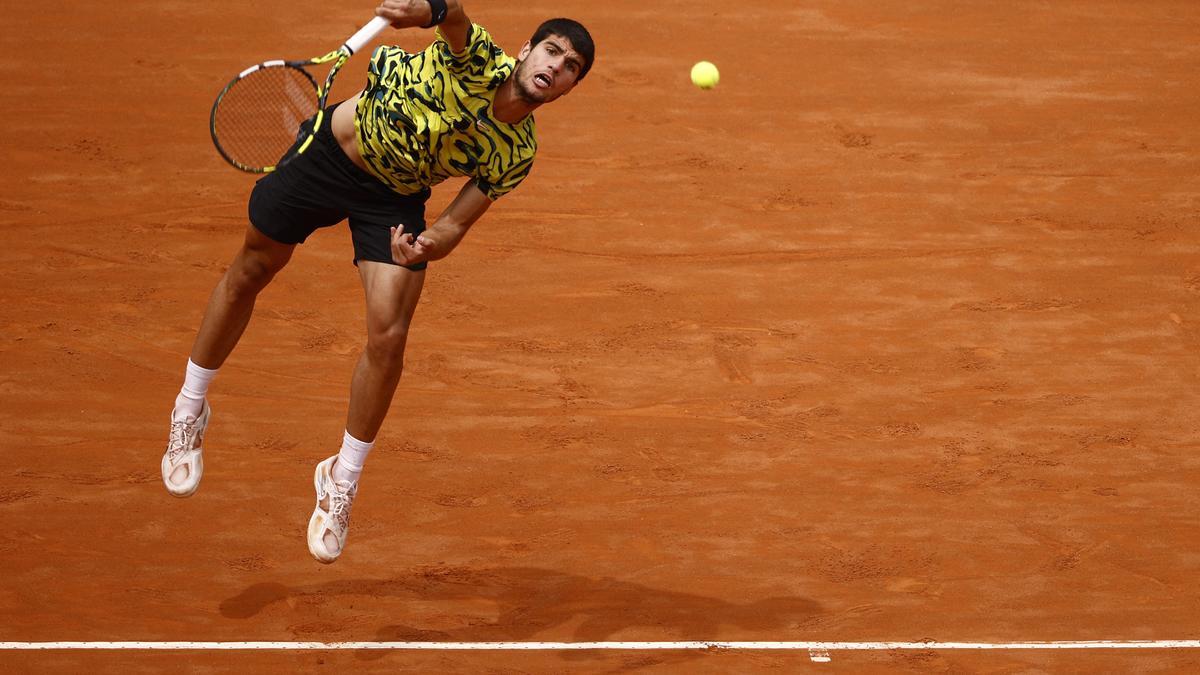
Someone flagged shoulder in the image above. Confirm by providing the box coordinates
[367,44,422,73]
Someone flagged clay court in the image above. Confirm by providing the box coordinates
[3,0,1199,671]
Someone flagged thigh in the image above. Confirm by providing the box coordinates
[358,260,426,338]
[239,223,296,273]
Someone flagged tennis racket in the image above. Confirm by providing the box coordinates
[209,16,390,173]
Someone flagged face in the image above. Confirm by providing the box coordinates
[513,34,585,105]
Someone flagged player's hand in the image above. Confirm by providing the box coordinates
[375,0,432,29]
[391,227,434,265]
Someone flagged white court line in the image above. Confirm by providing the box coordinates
[2,641,1199,650]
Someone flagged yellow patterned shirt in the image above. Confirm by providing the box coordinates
[354,24,537,201]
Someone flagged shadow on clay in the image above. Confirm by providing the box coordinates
[221,566,822,664]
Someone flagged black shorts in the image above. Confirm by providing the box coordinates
[247,106,431,271]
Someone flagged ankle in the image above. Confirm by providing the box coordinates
[173,393,205,420]
[333,430,372,484]
[331,458,360,485]
[174,359,217,421]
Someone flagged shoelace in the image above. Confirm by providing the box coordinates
[328,481,357,533]
[167,418,198,462]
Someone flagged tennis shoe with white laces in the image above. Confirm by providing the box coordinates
[307,455,358,564]
[160,402,211,497]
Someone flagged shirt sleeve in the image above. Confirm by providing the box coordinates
[433,23,514,91]
[474,152,534,201]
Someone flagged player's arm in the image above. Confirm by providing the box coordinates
[390,182,491,265]
[374,0,471,51]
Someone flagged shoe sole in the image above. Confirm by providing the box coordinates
[162,451,203,498]
[165,470,202,498]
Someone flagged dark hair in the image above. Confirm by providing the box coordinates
[529,18,595,81]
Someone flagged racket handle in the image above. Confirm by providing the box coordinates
[343,15,391,55]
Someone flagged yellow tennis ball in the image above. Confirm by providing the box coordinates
[690,61,719,90]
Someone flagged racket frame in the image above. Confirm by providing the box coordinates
[209,16,391,173]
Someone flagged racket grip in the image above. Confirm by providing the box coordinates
[343,15,391,55]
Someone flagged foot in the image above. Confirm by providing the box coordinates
[307,455,358,564]
[160,401,211,497]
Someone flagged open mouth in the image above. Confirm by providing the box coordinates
[533,73,553,89]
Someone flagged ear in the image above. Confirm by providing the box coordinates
[516,40,532,61]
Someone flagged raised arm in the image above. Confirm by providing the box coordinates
[389,182,492,266]
[374,0,472,51]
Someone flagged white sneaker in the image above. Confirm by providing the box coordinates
[161,402,211,497]
[307,455,358,564]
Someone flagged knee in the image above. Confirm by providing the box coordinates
[226,250,286,298]
[366,324,410,370]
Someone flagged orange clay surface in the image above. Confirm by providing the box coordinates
[2,0,1199,672]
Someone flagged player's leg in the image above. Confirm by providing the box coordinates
[162,105,348,498]
[161,225,296,497]
[188,224,296,373]
[168,99,352,425]
[346,259,426,444]
[308,260,425,562]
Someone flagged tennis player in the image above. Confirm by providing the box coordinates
[160,0,595,563]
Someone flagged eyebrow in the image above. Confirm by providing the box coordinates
[545,39,584,70]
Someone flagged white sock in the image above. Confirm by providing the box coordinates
[173,359,218,420]
[333,431,373,484]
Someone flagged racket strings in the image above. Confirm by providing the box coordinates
[212,65,320,171]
